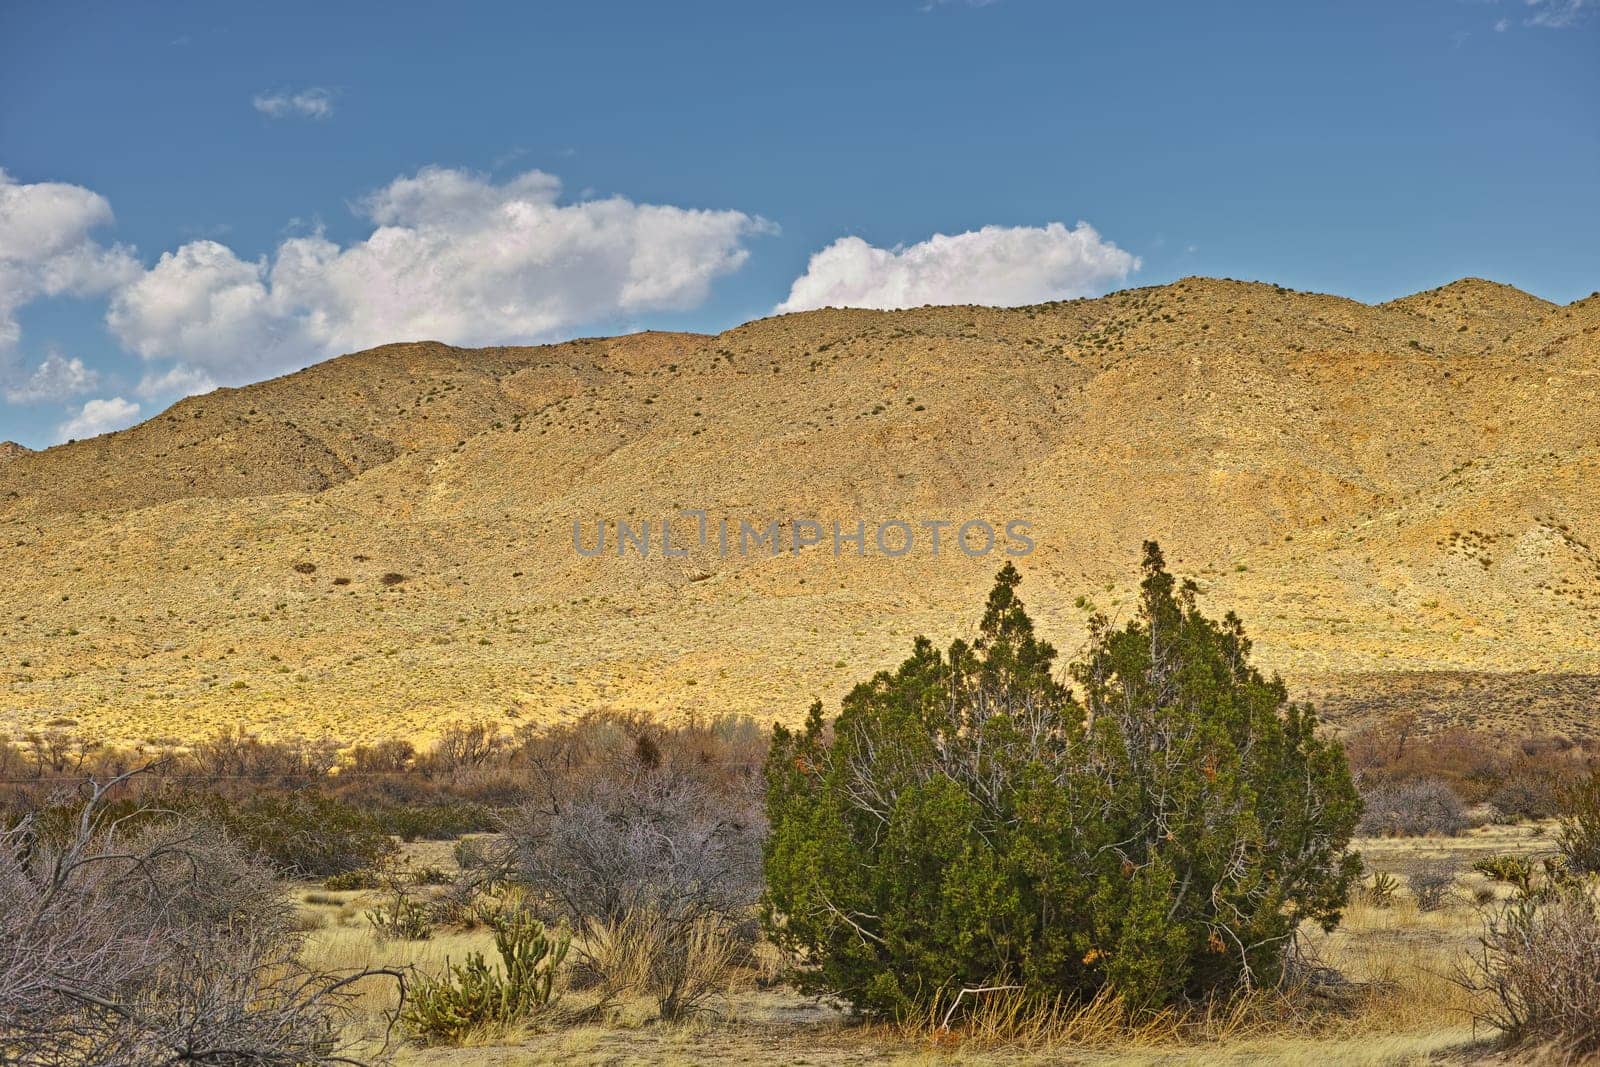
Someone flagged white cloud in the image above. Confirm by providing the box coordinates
[776,222,1138,313]
[57,396,140,441]
[4,350,100,404]
[253,88,334,119]
[1525,0,1589,26]
[136,363,217,400]
[109,167,769,384]
[0,169,139,352]
[108,239,312,381]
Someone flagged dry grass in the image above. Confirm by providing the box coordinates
[300,828,1563,1064]
[574,911,739,1015]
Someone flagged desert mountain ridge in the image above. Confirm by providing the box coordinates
[3,274,1599,745]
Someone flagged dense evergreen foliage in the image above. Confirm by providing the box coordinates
[763,543,1362,1016]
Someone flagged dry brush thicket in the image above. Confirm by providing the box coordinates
[0,773,402,1066]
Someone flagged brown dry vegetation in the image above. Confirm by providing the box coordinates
[2,277,1600,744]
[297,824,1562,1066]
[3,710,1592,1064]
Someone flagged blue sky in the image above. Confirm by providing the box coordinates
[1,0,1596,448]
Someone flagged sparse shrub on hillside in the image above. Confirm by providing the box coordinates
[763,546,1362,1018]
[1557,768,1600,874]
[1357,779,1469,837]
[1465,887,1600,1055]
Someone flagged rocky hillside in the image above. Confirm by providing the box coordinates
[3,276,1598,745]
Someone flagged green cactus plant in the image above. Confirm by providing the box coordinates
[1472,854,1535,891]
[365,890,433,941]
[1364,870,1400,908]
[402,911,569,1044]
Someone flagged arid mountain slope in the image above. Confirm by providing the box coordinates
[2,277,1597,745]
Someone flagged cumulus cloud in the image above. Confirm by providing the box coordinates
[108,239,311,381]
[109,166,768,384]
[136,363,216,400]
[4,350,100,404]
[776,222,1138,313]
[0,169,139,352]
[57,396,140,441]
[252,88,334,119]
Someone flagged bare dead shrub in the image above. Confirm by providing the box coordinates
[1345,716,1589,817]
[1408,856,1459,912]
[189,728,341,782]
[1463,887,1600,1055]
[1358,779,1469,837]
[347,739,416,775]
[0,773,402,1065]
[421,720,505,774]
[1488,772,1564,821]
[495,712,765,1019]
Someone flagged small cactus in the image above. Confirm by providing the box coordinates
[1472,854,1534,891]
[365,891,432,941]
[402,911,569,1044]
[1364,871,1400,908]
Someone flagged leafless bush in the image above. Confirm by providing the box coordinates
[0,773,401,1065]
[1489,772,1564,821]
[1464,887,1600,1054]
[1358,779,1469,837]
[1409,856,1459,912]
[1345,715,1590,817]
[17,730,100,776]
[346,739,416,775]
[495,712,765,1019]
[420,720,506,774]
[189,728,341,782]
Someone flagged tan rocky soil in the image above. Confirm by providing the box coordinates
[3,276,1598,745]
